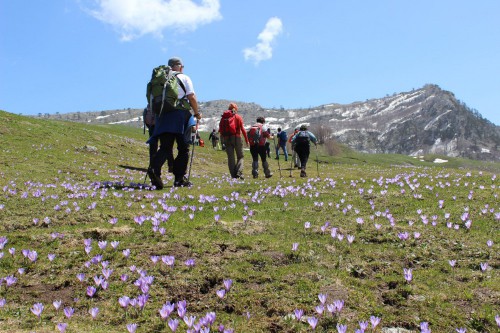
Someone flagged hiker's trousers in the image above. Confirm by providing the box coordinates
[250,144,271,177]
[224,135,244,178]
[275,142,288,160]
[295,143,310,170]
[152,132,189,182]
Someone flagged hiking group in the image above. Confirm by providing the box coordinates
[144,56,318,189]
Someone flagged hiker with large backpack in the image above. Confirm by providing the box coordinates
[291,124,318,178]
[146,57,202,189]
[218,103,249,179]
[248,117,274,179]
[275,128,288,161]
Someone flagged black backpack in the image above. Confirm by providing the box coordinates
[294,131,310,145]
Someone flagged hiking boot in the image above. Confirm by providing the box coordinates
[265,173,273,178]
[253,174,258,179]
[147,168,164,190]
[174,178,193,187]
[300,169,307,178]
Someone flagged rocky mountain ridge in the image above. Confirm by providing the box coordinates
[38,84,500,161]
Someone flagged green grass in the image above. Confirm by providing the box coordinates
[0,110,499,332]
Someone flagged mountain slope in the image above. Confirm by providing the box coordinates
[37,84,500,161]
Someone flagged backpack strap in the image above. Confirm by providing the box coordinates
[174,72,187,97]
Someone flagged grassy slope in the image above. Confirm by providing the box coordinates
[0,110,499,332]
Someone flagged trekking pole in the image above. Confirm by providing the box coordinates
[273,137,282,178]
[315,145,320,178]
[143,163,149,185]
[187,121,199,183]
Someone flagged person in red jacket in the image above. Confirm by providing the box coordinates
[219,103,249,179]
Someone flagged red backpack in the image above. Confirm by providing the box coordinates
[247,123,262,146]
[219,110,237,136]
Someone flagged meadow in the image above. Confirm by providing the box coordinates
[0,110,499,333]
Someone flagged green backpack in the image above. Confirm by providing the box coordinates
[146,65,190,115]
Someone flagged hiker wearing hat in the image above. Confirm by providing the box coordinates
[248,117,274,179]
[291,124,318,177]
[147,57,202,189]
[219,103,249,179]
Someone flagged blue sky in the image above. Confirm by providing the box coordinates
[1,0,499,125]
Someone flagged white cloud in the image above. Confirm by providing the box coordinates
[243,17,283,65]
[86,0,222,41]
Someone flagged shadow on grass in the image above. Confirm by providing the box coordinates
[119,164,148,172]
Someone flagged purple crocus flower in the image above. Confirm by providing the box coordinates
[318,293,327,304]
[185,258,195,268]
[456,328,466,333]
[119,296,130,308]
[336,323,347,333]
[184,315,196,328]
[223,279,233,291]
[480,262,489,272]
[216,289,226,299]
[48,253,56,261]
[53,300,62,311]
[27,250,38,262]
[420,321,431,333]
[126,323,138,333]
[162,255,175,267]
[168,318,179,332]
[177,302,187,318]
[359,321,369,330]
[63,307,74,319]
[292,243,299,251]
[308,317,318,330]
[89,307,99,319]
[31,302,44,318]
[315,304,324,316]
[205,311,216,325]
[404,268,413,282]
[294,309,304,321]
[0,298,6,308]
[87,286,97,297]
[159,303,175,320]
[57,323,68,333]
[370,316,381,328]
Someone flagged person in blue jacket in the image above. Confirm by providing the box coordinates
[147,57,202,189]
[291,124,318,178]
